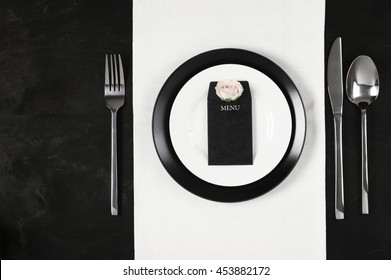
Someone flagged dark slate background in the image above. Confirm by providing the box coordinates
[326,0,391,259]
[0,0,133,259]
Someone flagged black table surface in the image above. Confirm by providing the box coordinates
[0,0,133,259]
[1,0,391,260]
[326,0,391,259]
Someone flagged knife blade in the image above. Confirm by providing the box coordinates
[327,37,345,220]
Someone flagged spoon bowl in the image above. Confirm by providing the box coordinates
[346,56,379,109]
[346,55,379,215]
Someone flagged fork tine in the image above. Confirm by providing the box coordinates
[113,54,118,91]
[118,54,124,87]
[110,54,114,91]
[105,54,109,87]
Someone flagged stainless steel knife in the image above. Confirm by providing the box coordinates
[327,37,345,220]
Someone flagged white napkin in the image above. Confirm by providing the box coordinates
[133,0,326,259]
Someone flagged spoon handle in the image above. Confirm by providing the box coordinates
[334,115,345,219]
[361,109,369,214]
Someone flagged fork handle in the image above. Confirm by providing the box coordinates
[111,110,118,215]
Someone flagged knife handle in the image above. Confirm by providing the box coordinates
[334,115,345,219]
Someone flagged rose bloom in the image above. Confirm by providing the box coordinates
[215,80,243,101]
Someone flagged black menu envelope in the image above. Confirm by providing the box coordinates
[207,81,253,165]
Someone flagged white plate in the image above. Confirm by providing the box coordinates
[169,64,292,186]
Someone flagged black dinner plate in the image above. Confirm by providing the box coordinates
[152,48,306,202]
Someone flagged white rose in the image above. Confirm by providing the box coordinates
[215,80,244,102]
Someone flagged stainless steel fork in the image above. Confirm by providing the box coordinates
[104,54,125,215]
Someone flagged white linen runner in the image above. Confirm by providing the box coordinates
[133,0,326,259]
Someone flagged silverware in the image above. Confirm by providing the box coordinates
[346,55,379,214]
[327,37,345,220]
[104,54,125,215]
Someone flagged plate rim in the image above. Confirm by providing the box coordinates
[152,48,306,202]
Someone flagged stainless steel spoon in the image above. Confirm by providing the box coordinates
[346,55,379,214]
